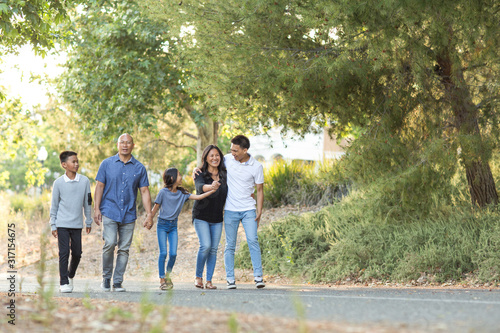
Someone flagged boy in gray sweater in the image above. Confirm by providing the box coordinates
[49,151,93,293]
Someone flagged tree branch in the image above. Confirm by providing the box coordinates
[145,139,196,152]
[183,131,198,140]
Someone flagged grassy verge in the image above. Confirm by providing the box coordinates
[236,191,500,285]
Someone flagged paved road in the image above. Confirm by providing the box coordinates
[8,275,500,332]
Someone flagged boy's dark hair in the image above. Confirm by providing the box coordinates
[231,135,250,149]
[59,151,77,163]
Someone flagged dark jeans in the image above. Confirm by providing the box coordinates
[57,228,82,285]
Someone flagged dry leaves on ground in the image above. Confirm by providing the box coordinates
[0,293,418,333]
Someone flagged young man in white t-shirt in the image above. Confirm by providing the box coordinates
[223,135,265,289]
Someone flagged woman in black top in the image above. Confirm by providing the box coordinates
[192,145,228,289]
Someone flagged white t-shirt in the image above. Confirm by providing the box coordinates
[224,153,264,211]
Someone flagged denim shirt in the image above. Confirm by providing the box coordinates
[96,154,149,223]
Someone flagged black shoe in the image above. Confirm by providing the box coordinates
[255,279,265,289]
[101,278,111,292]
[112,283,126,292]
[226,280,237,289]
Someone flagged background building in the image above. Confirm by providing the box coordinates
[249,128,348,164]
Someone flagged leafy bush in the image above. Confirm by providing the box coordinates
[9,191,51,220]
[263,159,351,208]
[236,192,500,284]
[264,161,305,207]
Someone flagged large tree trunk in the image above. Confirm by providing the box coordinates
[437,52,498,207]
[195,110,219,166]
[183,101,219,166]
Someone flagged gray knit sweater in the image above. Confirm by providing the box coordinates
[49,174,93,231]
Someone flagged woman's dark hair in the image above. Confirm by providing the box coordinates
[200,145,227,178]
[163,167,190,194]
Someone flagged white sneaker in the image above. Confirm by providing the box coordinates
[60,284,73,293]
[68,278,74,288]
[255,277,265,289]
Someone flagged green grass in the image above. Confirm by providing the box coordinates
[9,191,51,220]
[263,159,350,208]
[236,190,500,284]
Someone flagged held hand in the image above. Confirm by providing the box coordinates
[211,180,220,191]
[146,221,154,230]
[86,227,91,234]
[52,230,58,238]
[94,209,102,226]
[143,215,153,230]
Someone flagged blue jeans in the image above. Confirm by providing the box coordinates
[193,219,223,281]
[157,218,178,279]
[102,216,136,285]
[224,210,263,280]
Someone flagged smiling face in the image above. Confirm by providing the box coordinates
[230,143,248,162]
[62,155,79,174]
[175,171,183,187]
[117,134,134,158]
[206,148,221,169]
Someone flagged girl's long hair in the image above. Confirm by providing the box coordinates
[200,145,226,178]
[163,167,190,194]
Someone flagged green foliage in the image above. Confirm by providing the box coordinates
[33,224,57,326]
[236,194,500,283]
[344,136,462,220]
[104,306,134,320]
[227,314,239,333]
[263,159,350,208]
[58,0,219,165]
[58,0,182,144]
[0,99,48,188]
[264,161,304,207]
[1,144,63,191]
[9,191,51,220]
[0,0,75,56]
[474,221,500,281]
[144,0,500,206]
[147,0,499,135]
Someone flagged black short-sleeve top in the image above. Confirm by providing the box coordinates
[192,171,228,223]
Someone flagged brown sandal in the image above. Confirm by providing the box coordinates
[160,282,168,290]
[205,281,217,290]
[195,277,204,289]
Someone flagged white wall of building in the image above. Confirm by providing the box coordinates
[248,128,325,163]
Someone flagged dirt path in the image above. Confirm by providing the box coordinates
[13,205,323,287]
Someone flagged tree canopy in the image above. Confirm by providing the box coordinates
[0,99,46,188]
[58,0,220,164]
[143,0,499,207]
[0,0,78,189]
[0,0,76,55]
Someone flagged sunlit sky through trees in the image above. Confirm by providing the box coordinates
[1,46,65,109]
